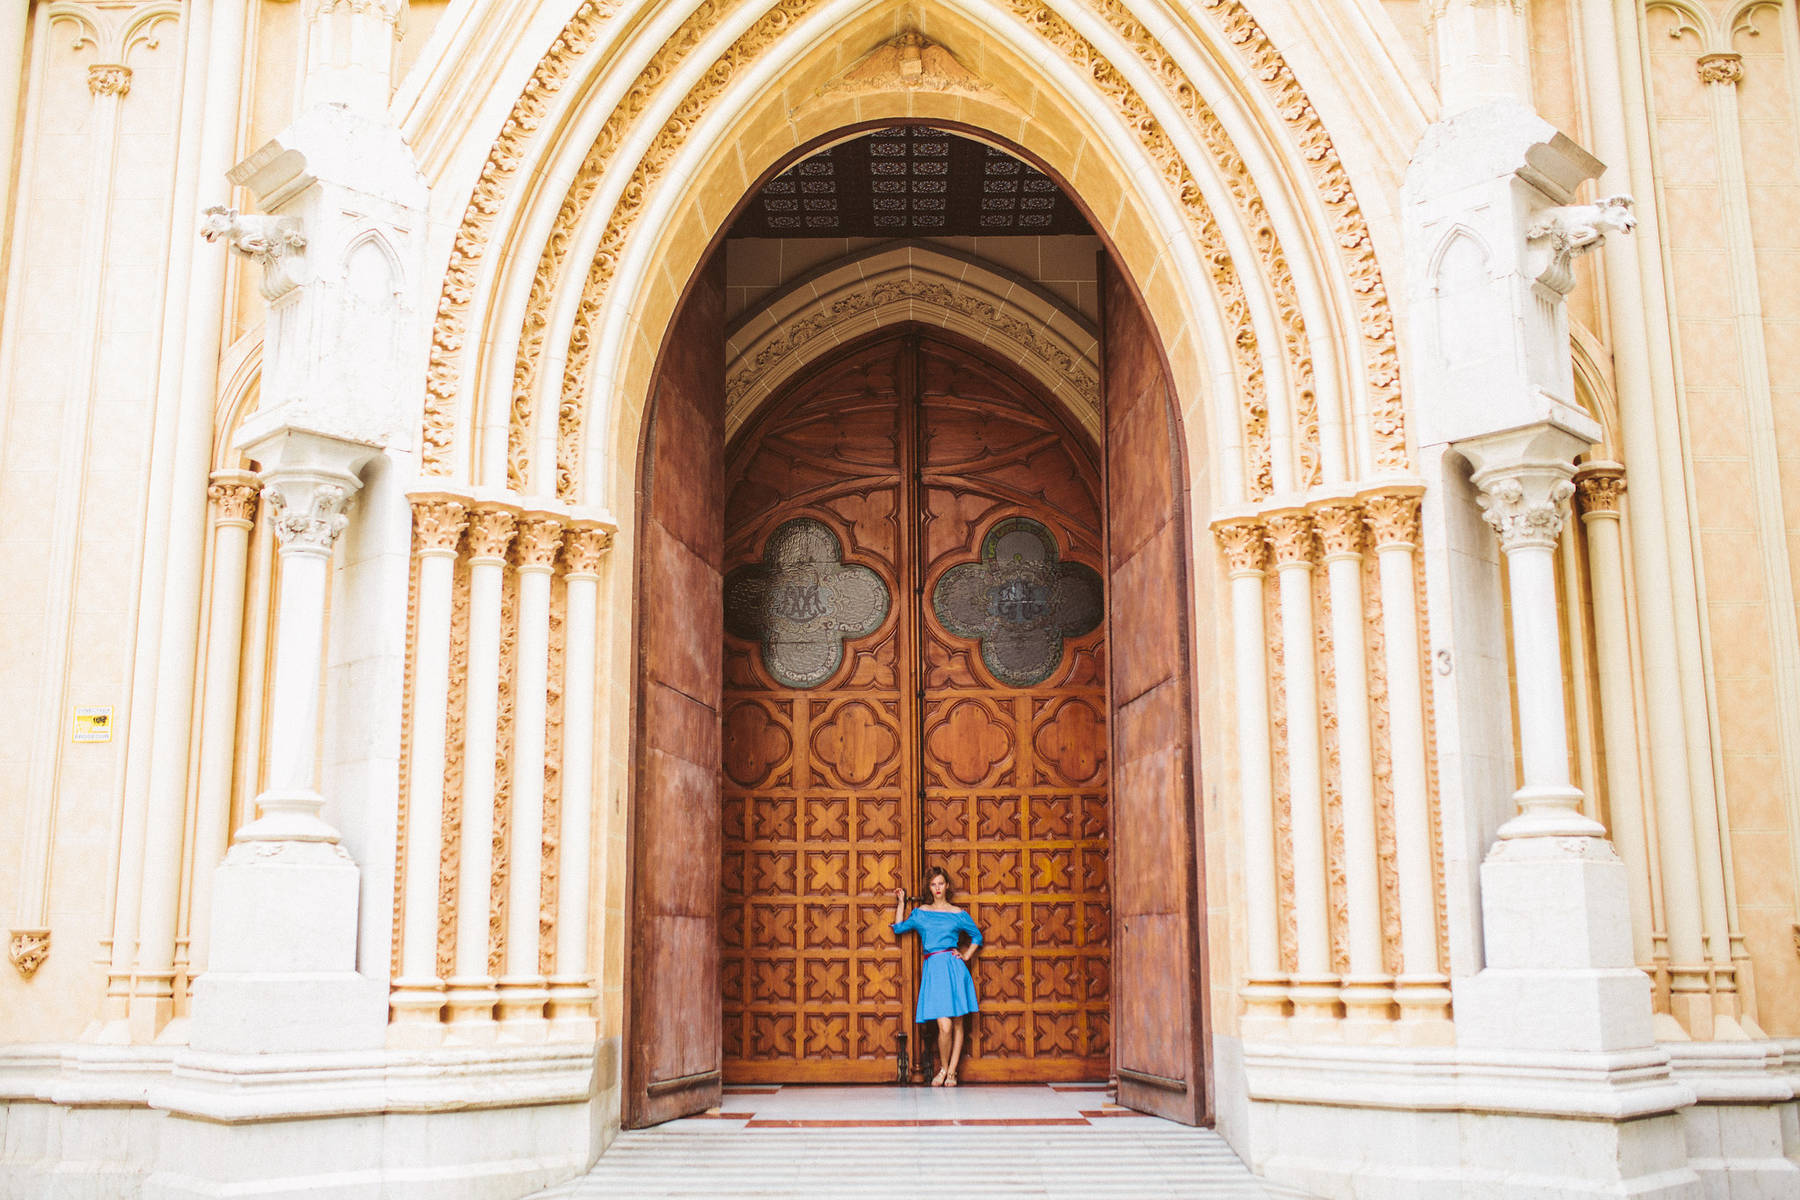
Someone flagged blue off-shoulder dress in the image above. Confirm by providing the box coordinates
[891,908,982,1020]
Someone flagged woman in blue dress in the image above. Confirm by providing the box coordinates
[890,867,982,1086]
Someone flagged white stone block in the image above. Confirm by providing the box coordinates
[204,849,361,974]
[1454,968,1655,1052]
[1478,838,1636,970]
[187,973,386,1055]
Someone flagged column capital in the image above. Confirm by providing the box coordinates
[1213,518,1267,577]
[1697,52,1744,87]
[1454,422,1588,553]
[8,928,49,978]
[87,64,131,97]
[562,522,615,576]
[513,511,566,572]
[1574,461,1626,520]
[1265,510,1316,568]
[1310,499,1364,561]
[208,470,261,529]
[409,493,469,556]
[465,502,521,563]
[1362,490,1423,550]
[263,477,356,556]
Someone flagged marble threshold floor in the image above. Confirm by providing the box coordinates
[530,1082,1309,1198]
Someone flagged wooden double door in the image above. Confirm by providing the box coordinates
[718,332,1112,1084]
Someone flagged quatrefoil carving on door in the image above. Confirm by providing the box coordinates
[725,518,890,688]
[931,518,1103,687]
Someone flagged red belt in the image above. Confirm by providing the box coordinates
[925,948,962,959]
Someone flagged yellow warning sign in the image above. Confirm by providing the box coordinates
[73,706,113,743]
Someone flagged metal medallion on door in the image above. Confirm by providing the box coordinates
[720,332,1110,1084]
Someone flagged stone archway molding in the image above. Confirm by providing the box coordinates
[724,241,1102,442]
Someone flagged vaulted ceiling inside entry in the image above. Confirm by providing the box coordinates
[727,127,1093,238]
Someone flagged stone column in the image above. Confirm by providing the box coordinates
[185,471,261,975]
[444,502,519,1038]
[1453,423,1654,1061]
[1362,491,1451,1028]
[1216,518,1283,1023]
[188,430,385,1054]
[498,512,563,1036]
[1574,465,1656,970]
[1429,0,1533,114]
[1267,511,1334,1026]
[548,522,611,1035]
[1314,499,1389,1026]
[389,494,468,1038]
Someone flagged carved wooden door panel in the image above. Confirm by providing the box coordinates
[720,338,916,1083]
[916,340,1111,1084]
[1101,264,1207,1123]
[627,259,726,1128]
[721,331,1112,1085]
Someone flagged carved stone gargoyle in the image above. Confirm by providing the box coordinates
[201,204,308,300]
[1525,194,1635,294]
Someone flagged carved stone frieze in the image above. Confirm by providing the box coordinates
[512,514,566,570]
[562,524,614,575]
[1362,491,1422,550]
[465,505,520,561]
[1475,475,1574,552]
[1696,51,1744,86]
[1574,464,1626,518]
[540,581,568,974]
[1312,501,1364,560]
[410,495,470,554]
[264,482,351,554]
[8,929,49,978]
[1215,519,1268,576]
[87,64,131,96]
[1314,556,1347,974]
[1265,512,1316,568]
[208,475,260,528]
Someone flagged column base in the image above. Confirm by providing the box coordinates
[190,973,386,1055]
[386,979,447,1048]
[496,977,552,1040]
[443,979,500,1044]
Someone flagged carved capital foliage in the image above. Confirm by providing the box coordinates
[1362,492,1422,549]
[1265,512,1316,567]
[410,496,469,554]
[1574,465,1626,518]
[1311,501,1364,559]
[562,524,614,575]
[1697,52,1744,86]
[465,505,519,560]
[264,482,352,554]
[87,64,131,96]
[208,475,260,527]
[8,929,49,978]
[1215,519,1268,575]
[513,514,566,570]
[1476,474,1574,552]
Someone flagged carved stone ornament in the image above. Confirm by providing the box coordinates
[465,505,520,561]
[561,525,614,575]
[208,476,260,527]
[200,205,307,300]
[1311,501,1364,560]
[8,928,49,978]
[1574,465,1626,518]
[513,514,566,570]
[1361,492,1422,550]
[1265,512,1317,568]
[410,496,469,554]
[264,483,352,554]
[86,64,131,97]
[1475,475,1574,552]
[1525,194,1636,294]
[1696,52,1745,87]
[1215,519,1268,576]
[819,30,994,97]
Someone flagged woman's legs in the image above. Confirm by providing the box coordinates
[946,1018,965,1085]
[933,1017,952,1085]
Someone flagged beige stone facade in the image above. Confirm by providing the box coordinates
[0,0,1798,1195]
